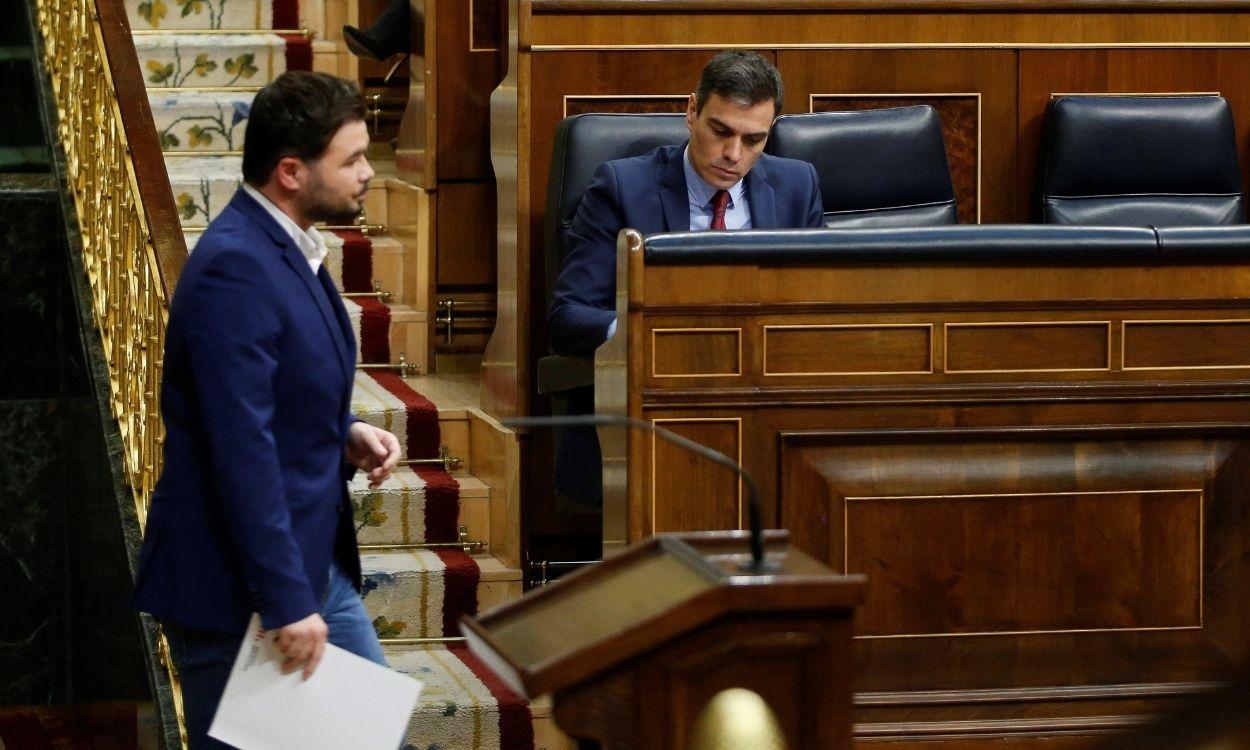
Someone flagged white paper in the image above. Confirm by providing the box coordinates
[208,614,422,750]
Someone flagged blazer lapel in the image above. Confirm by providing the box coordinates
[746,158,778,229]
[280,242,352,379]
[232,189,353,378]
[658,145,691,232]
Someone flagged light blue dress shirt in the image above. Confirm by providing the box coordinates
[683,144,752,230]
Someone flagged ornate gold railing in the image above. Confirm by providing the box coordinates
[34,0,186,529]
[33,0,189,745]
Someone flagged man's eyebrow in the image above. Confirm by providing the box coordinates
[707,117,768,138]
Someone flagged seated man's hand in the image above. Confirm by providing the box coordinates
[275,613,328,680]
[346,421,402,488]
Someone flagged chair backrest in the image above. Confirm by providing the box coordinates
[1038,95,1245,226]
[544,113,690,302]
[767,105,958,228]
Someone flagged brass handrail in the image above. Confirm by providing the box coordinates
[35,0,186,526]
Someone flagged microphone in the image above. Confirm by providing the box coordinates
[502,413,775,573]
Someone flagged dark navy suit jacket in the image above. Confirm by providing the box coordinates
[132,189,362,635]
[548,143,824,355]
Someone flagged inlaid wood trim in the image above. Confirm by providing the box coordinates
[763,323,935,376]
[843,488,1205,638]
[1122,318,1250,371]
[650,327,743,379]
[562,93,690,118]
[942,320,1113,374]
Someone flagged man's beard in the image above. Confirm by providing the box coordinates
[301,175,365,225]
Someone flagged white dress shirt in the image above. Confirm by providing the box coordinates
[242,183,330,274]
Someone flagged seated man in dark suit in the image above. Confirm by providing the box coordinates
[548,51,823,506]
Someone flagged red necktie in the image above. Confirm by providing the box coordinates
[710,189,730,230]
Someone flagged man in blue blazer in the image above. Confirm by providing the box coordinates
[132,72,400,749]
[546,52,823,506]
[548,51,824,355]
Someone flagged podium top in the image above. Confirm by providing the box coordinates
[460,531,865,697]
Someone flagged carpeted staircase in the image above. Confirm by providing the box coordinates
[125,1,536,747]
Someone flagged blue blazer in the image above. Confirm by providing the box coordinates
[548,143,824,354]
[132,189,361,634]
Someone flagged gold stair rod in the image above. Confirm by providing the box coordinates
[147,85,263,93]
[132,28,316,38]
[356,352,417,377]
[397,445,463,472]
[379,637,466,645]
[359,526,485,554]
[342,280,392,303]
[320,222,386,236]
[164,150,243,157]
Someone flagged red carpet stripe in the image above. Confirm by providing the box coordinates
[335,229,374,292]
[356,297,391,363]
[415,466,460,543]
[449,645,536,750]
[281,34,313,72]
[272,0,300,31]
[364,371,440,458]
[436,549,479,637]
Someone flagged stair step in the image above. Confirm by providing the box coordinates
[386,644,537,750]
[164,155,240,227]
[153,93,252,154]
[348,469,490,548]
[125,0,274,31]
[342,299,428,368]
[361,551,520,640]
[137,34,285,90]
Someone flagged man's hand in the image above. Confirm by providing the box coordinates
[346,421,402,488]
[274,613,328,680]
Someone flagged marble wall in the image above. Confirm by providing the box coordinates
[0,145,146,706]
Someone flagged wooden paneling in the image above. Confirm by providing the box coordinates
[650,418,741,534]
[528,12,1250,47]
[778,50,1017,221]
[764,324,932,376]
[847,488,1201,636]
[651,328,741,378]
[437,181,498,288]
[1124,320,1250,371]
[945,322,1110,373]
[774,430,1250,691]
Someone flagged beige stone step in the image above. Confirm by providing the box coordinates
[476,554,524,612]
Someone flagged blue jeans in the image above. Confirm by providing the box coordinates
[163,563,388,750]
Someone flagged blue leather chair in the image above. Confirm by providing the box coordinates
[1038,95,1245,226]
[541,113,689,509]
[767,105,958,227]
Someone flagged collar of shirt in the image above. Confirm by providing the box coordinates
[242,183,329,274]
[682,143,749,229]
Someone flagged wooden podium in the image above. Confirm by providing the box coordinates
[461,531,865,749]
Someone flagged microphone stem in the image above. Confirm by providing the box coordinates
[505,414,767,571]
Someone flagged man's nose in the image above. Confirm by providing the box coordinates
[361,158,376,182]
[723,138,743,163]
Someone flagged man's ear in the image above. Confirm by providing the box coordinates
[273,156,304,192]
[686,93,698,128]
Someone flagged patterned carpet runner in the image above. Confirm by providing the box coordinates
[126,0,531,745]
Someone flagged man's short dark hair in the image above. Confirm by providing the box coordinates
[694,51,784,117]
[242,71,366,184]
